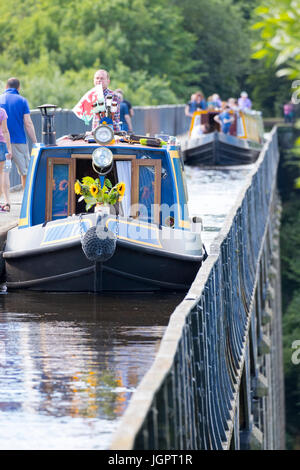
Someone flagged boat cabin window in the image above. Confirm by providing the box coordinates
[131,159,161,224]
[45,158,75,221]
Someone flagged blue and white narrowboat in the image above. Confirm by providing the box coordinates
[2,106,206,292]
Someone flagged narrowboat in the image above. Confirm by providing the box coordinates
[182,108,264,166]
[2,105,206,292]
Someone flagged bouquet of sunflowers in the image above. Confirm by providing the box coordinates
[74,176,125,211]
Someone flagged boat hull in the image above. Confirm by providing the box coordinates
[183,132,261,166]
[3,215,205,292]
[4,240,203,292]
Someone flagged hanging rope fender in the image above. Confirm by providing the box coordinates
[79,213,118,263]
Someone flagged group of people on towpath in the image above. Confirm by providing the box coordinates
[0,69,133,213]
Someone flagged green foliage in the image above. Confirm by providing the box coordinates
[0,0,194,107]
[252,0,300,80]
[0,0,259,108]
[246,60,292,117]
[75,176,125,211]
[282,290,300,448]
[0,0,293,115]
[279,170,300,448]
[281,199,300,296]
[173,0,252,100]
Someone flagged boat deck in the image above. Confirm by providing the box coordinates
[57,135,161,150]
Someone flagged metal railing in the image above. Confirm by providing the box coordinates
[110,127,285,450]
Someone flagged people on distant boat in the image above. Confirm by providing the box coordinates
[185,91,207,118]
[283,101,295,123]
[185,93,196,118]
[92,69,121,131]
[227,98,239,111]
[115,89,133,133]
[238,91,252,111]
[0,77,37,189]
[214,105,234,134]
[0,107,12,212]
[207,93,222,109]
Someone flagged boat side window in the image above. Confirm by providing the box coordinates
[131,159,161,224]
[45,158,75,221]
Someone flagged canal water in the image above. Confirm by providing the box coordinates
[0,291,184,449]
[0,163,254,450]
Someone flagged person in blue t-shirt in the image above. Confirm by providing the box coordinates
[115,89,133,133]
[185,91,207,118]
[0,77,37,188]
[214,105,234,134]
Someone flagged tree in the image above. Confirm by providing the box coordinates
[252,1,300,80]
[0,0,195,107]
[173,0,252,100]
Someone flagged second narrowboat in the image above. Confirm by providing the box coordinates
[182,108,264,166]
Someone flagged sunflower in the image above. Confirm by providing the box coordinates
[116,182,125,201]
[74,181,82,195]
[90,184,99,197]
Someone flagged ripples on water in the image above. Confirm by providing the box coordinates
[0,291,183,449]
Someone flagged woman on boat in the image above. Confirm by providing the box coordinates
[207,93,222,109]
[185,91,207,118]
[238,91,252,111]
[227,97,239,111]
[0,107,12,212]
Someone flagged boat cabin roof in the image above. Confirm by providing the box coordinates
[57,135,162,150]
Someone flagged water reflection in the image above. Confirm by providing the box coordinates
[0,291,183,449]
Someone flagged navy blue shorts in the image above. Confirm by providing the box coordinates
[0,142,8,162]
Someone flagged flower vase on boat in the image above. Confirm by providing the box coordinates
[94,203,110,215]
[74,177,125,213]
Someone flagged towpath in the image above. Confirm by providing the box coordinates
[0,186,23,248]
